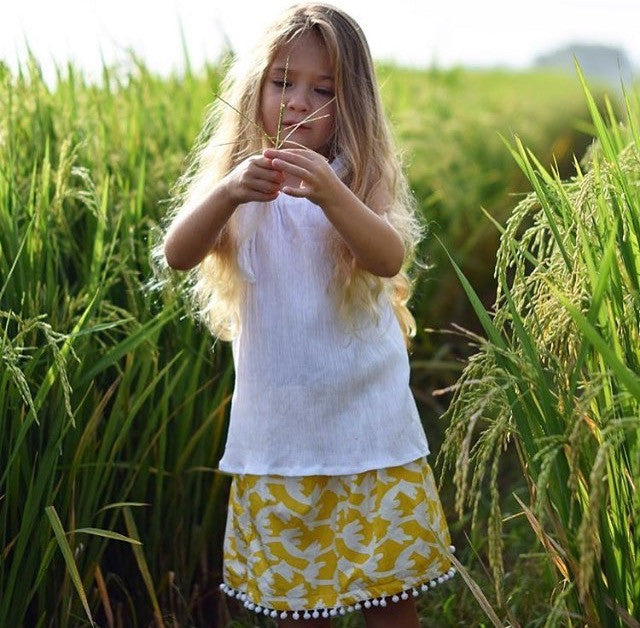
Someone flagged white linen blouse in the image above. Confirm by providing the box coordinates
[217,176,430,476]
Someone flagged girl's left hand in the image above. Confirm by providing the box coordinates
[263,148,340,207]
[265,148,405,277]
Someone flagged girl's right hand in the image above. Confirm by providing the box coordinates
[224,155,284,205]
[164,155,284,270]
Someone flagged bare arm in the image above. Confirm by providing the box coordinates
[264,148,404,277]
[164,155,284,270]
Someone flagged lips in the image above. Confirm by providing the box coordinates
[283,121,309,130]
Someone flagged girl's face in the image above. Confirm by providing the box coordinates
[261,32,336,157]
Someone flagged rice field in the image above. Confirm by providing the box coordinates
[1,51,637,626]
[438,71,640,626]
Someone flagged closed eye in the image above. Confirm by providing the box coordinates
[315,88,334,96]
[273,80,291,88]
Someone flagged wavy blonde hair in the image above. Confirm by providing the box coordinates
[160,3,423,342]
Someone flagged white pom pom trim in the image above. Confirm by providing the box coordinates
[218,564,457,620]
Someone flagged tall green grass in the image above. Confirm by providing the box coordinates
[439,70,640,625]
[0,56,235,626]
[0,51,611,626]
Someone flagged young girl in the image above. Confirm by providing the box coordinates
[162,3,456,626]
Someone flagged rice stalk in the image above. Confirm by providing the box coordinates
[438,71,640,624]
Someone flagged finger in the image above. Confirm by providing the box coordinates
[264,147,313,156]
[254,167,284,184]
[265,148,313,164]
[252,155,285,174]
[248,161,283,184]
[248,179,282,195]
[248,192,279,203]
[281,185,307,198]
[270,158,309,180]
[264,148,315,167]
[239,169,281,192]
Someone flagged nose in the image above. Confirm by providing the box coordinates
[285,87,310,112]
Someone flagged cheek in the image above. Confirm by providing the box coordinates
[323,104,337,133]
[260,90,270,115]
[260,93,277,129]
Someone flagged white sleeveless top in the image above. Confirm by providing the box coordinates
[218,186,430,476]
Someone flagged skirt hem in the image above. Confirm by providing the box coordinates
[220,545,457,621]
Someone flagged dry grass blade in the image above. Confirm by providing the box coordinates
[123,507,165,628]
[275,55,289,149]
[213,94,274,145]
[279,96,336,148]
[512,493,570,581]
[604,597,640,628]
[447,550,507,628]
[94,564,114,628]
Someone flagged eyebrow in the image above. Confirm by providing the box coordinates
[271,66,334,81]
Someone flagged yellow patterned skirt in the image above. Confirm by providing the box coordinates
[220,456,457,620]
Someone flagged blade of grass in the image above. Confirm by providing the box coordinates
[122,507,164,628]
[70,528,142,545]
[45,506,95,627]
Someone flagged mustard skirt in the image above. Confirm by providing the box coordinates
[220,456,456,620]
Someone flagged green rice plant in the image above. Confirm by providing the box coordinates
[0,53,235,626]
[438,68,640,625]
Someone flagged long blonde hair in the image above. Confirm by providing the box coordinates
[161,3,423,342]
